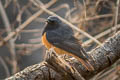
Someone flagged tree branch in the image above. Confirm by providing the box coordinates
[6,31,120,80]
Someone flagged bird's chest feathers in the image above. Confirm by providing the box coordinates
[42,32,69,55]
[42,32,52,49]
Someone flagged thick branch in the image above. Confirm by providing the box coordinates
[6,31,120,80]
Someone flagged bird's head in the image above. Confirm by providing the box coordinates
[46,16,61,25]
[42,16,61,35]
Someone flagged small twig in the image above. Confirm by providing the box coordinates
[16,1,32,25]
[82,24,120,46]
[32,0,102,45]
[21,29,41,33]
[73,0,81,11]
[4,0,12,8]
[114,0,120,33]
[0,0,12,33]
[50,4,69,12]
[83,0,87,19]
[0,56,10,77]
[34,17,46,23]
[29,38,41,43]
[72,14,113,23]
[0,29,42,33]
[94,67,115,80]
[15,43,43,48]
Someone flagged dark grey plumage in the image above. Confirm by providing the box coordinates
[42,16,89,60]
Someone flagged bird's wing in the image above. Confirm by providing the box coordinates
[46,31,88,59]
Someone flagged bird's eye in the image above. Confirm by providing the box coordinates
[50,20,55,23]
[47,19,57,24]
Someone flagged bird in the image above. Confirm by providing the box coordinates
[42,16,94,71]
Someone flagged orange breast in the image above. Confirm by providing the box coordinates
[42,33,94,71]
[42,32,70,55]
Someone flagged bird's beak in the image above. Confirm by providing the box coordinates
[45,19,50,23]
[45,20,48,23]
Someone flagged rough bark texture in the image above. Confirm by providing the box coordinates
[6,31,120,80]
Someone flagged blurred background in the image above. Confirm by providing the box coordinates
[0,0,119,79]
